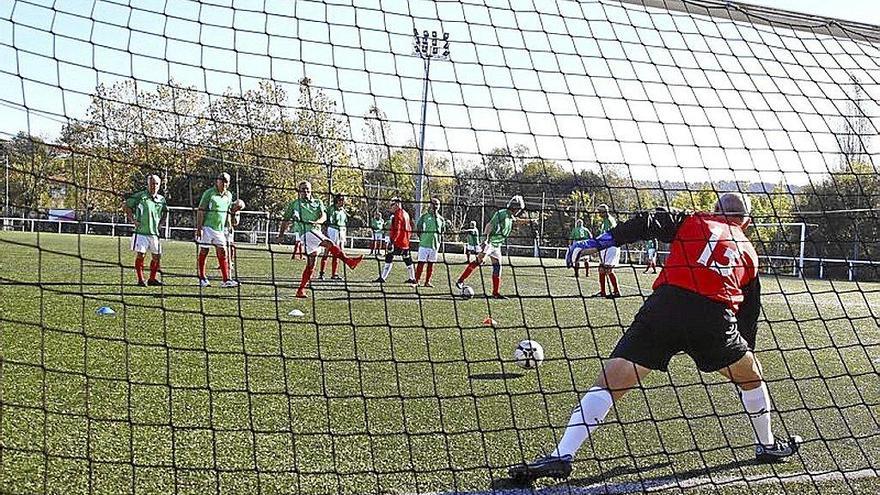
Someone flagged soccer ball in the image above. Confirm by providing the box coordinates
[460,285,475,299]
[513,340,545,369]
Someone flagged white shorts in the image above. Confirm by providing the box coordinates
[647,248,657,262]
[199,226,228,248]
[466,244,478,254]
[131,234,161,255]
[480,243,503,261]
[302,230,328,256]
[599,246,620,267]
[372,231,383,241]
[327,227,345,247]
[417,246,438,262]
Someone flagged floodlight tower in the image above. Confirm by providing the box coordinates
[412,28,449,222]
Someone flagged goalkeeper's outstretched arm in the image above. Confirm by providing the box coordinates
[609,207,691,246]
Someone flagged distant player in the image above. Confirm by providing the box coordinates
[225,199,246,279]
[414,197,445,287]
[369,211,385,256]
[123,174,168,287]
[510,193,801,482]
[455,195,531,299]
[319,193,348,281]
[644,238,658,274]
[595,204,621,298]
[277,181,363,298]
[569,218,592,279]
[463,220,479,263]
[195,172,238,288]
[375,197,415,284]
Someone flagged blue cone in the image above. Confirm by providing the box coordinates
[96,306,116,316]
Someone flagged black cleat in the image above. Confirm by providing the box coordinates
[509,454,573,482]
[147,279,164,286]
[756,436,802,464]
[405,278,417,285]
[491,293,508,300]
[373,277,385,284]
[136,280,147,287]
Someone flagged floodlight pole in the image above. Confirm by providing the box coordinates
[413,29,449,222]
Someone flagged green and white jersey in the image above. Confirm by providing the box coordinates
[283,197,325,234]
[199,186,233,231]
[487,209,514,247]
[126,190,167,236]
[327,205,347,233]
[599,215,617,233]
[417,212,445,250]
[464,227,479,246]
[569,225,590,241]
[370,218,384,233]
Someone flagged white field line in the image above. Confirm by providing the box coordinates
[420,468,879,495]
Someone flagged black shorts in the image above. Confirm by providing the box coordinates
[385,246,412,263]
[611,285,750,373]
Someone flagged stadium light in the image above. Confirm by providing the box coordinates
[412,28,450,221]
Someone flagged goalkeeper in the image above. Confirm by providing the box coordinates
[510,193,801,482]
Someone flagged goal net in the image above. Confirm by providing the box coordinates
[1,0,879,493]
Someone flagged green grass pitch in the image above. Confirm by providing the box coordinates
[1,232,878,494]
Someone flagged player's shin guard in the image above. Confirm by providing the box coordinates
[331,257,339,277]
[740,383,775,446]
[217,251,229,281]
[135,257,145,283]
[414,262,424,282]
[319,255,328,275]
[149,258,160,281]
[425,263,434,283]
[197,249,208,280]
[599,272,606,295]
[552,387,613,458]
[381,263,393,281]
[491,263,502,295]
[609,272,620,293]
[406,260,415,281]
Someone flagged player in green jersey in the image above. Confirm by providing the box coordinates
[414,197,446,287]
[569,218,592,278]
[195,172,237,288]
[369,211,385,256]
[595,204,621,298]
[463,220,479,263]
[277,181,363,298]
[320,193,348,280]
[644,238,658,274]
[454,195,532,299]
[123,174,168,287]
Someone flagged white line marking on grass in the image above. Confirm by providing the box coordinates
[420,468,879,495]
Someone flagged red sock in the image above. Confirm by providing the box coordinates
[492,274,501,295]
[320,256,328,274]
[135,257,145,283]
[149,258,160,280]
[609,273,619,294]
[331,257,339,277]
[217,251,229,281]
[197,250,208,279]
[599,273,606,295]
[459,261,480,283]
[415,262,424,282]
[425,263,434,283]
[298,265,313,293]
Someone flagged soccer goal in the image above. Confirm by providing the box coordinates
[1,0,879,494]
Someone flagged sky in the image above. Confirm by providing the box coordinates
[1,0,879,186]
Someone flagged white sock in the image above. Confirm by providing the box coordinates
[740,384,774,446]
[381,262,392,280]
[552,387,613,458]
[406,263,415,279]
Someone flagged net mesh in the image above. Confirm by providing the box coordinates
[1,0,879,493]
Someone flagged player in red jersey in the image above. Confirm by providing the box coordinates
[374,197,416,284]
[510,193,801,482]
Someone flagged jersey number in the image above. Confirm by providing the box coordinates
[696,226,740,277]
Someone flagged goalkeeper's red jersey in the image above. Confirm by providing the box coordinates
[388,208,412,249]
[653,214,758,313]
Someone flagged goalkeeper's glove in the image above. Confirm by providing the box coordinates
[565,232,615,268]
